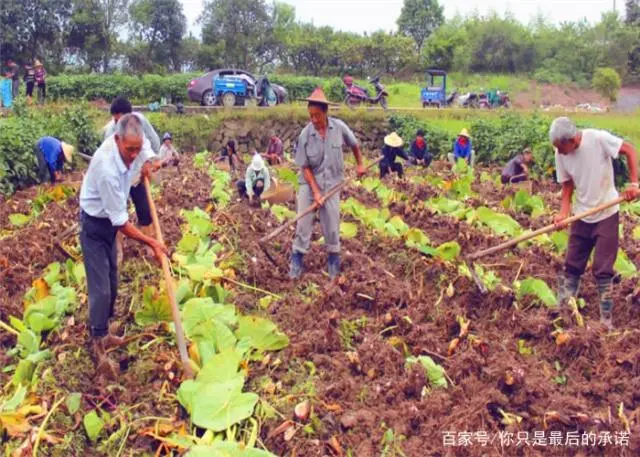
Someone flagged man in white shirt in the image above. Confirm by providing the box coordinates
[550,117,639,330]
[104,97,162,263]
[80,114,168,378]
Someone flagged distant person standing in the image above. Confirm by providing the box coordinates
[34,60,47,105]
[5,59,19,99]
[24,64,35,102]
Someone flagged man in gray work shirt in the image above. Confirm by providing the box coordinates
[290,87,365,279]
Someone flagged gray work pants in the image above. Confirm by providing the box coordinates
[292,184,341,254]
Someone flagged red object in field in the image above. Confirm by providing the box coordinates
[347,85,366,97]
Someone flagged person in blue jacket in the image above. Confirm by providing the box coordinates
[34,136,74,183]
[448,128,475,165]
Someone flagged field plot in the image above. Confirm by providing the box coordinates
[1,146,639,457]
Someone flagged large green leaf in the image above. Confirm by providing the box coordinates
[425,197,466,215]
[235,316,289,352]
[177,233,201,254]
[512,190,546,218]
[550,231,569,253]
[182,298,237,338]
[17,329,41,356]
[187,442,277,457]
[476,207,522,237]
[184,264,224,282]
[43,263,62,286]
[12,360,35,386]
[406,356,448,389]
[516,277,557,308]
[135,287,173,326]
[190,383,258,432]
[83,410,105,442]
[197,349,244,384]
[615,250,637,279]
[340,222,358,239]
[361,177,381,193]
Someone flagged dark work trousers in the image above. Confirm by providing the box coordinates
[33,144,52,183]
[565,212,619,281]
[129,182,152,226]
[236,179,265,198]
[37,83,46,104]
[501,174,527,184]
[380,161,403,178]
[80,211,119,337]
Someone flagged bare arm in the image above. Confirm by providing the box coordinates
[619,142,640,201]
[119,221,168,261]
[619,142,639,184]
[554,180,574,227]
[352,145,366,176]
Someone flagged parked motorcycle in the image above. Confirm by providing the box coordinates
[343,75,389,109]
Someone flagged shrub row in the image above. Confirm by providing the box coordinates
[45,73,368,104]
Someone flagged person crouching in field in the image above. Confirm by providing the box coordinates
[501,147,534,184]
[409,129,432,167]
[237,153,271,205]
[379,132,409,179]
[34,136,74,184]
[158,132,180,167]
[550,117,639,330]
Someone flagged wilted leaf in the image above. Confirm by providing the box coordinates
[1,386,27,412]
[83,410,105,442]
[435,241,461,261]
[405,228,430,249]
[516,277,557,308]
[135,287,172,326]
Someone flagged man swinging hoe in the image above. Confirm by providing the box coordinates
[289,88,366,279]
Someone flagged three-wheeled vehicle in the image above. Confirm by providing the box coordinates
[421,69,448,108]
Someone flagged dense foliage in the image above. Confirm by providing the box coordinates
[0,102,100,195]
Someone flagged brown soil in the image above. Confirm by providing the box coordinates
[514,82,610,110]
[1,158,639,456]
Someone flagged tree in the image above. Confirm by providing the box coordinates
[199,0,272,70]
[592,67,622,101]
[128,0,186,72]
[98,0,130,71]
[626,0,640,25]
[397,0,444,53]
[67,0,109,71]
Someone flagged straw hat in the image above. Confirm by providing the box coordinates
[458,128,470,138]
[34,59,43,67]
[301,87,337,106]
[61,142,74,163]
[384,132,404,148]
[250,154,265,171]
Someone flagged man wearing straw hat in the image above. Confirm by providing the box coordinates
[380,132,409,179]
[448,128,475,165]
[34,136,74,183]
[290,87,365,280]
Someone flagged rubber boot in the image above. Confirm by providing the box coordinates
[289,252,304,280]
[597,278,614,330]
[556,273,580,308]
[328,253,340,279]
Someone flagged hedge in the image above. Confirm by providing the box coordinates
[45,73,370,104]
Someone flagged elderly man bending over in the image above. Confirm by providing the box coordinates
[79,114,168,378]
